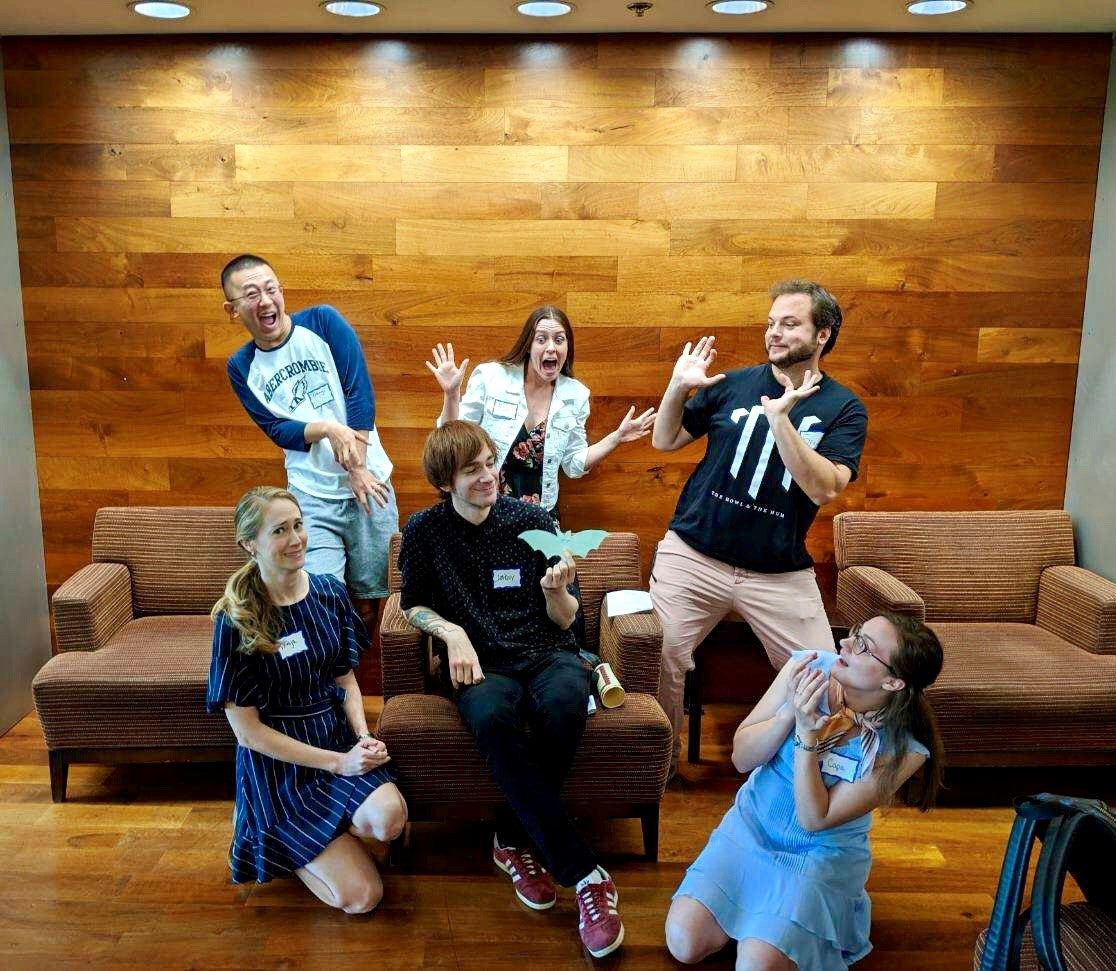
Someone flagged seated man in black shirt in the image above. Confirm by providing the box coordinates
[398,420,624,960]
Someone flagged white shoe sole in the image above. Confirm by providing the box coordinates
[585,922,625,959]
[493,853,556,911]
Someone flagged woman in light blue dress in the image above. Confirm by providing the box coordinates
[665,612,944,970]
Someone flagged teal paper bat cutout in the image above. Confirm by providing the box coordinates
[518,529,609,559]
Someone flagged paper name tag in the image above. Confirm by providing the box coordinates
[491,398,518,419]
[277,631,309,660]
[493,568,521,589]
[819,751,860,782]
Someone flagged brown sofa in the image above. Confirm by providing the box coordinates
[834,510,1116,767]
[33,507,242,801]
[376,532,672,859]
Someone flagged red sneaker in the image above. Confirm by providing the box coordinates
[576,867,624,958]
[493,837,556,911]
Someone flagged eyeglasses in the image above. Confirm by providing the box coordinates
[230,284,282,307]
[848,623,896,674]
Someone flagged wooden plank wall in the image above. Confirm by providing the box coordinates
[5,33,1110,604]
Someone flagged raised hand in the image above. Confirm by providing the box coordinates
[792,664,833,735]
[761,368,822,419]
[425,342,469,396]
[671,336,726,392]
[614,406,656,444]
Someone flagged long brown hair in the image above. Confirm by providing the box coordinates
[874,611,945,811]
[210,486,301,655]
[498,305,576,378]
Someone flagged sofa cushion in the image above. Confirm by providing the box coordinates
[929,623,1116,756]
[32,616,235,749]
[92,507,244,616]
[833,511,1075,623]
[377,692,671,808]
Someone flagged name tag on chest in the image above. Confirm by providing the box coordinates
[819,751,860,783]
[493,568,521,589]
[491,398,518,419]
[277,631,309,660]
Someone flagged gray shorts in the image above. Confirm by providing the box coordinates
[288,482,400,600]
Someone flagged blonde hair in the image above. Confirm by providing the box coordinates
[210,486,301,655]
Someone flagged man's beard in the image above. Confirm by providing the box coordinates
[769,340,818,368]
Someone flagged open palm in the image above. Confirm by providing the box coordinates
[425,343,469,395]
[672,336,726,392]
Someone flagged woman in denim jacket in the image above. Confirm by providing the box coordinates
[427,305,654,521]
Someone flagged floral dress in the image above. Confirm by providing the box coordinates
[499,419,547,507]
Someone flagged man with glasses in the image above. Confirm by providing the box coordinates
[650,280,868,773]
[221,254,398,649]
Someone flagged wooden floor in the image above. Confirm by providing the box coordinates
[2,702,1108,970]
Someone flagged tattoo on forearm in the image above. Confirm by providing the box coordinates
[406,608,454,639]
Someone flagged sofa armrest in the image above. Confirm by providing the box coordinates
[1037,566,1116,655]
[598,602,662,696]
[836,566,926,626]
[51,562,133,653]
[380,593,426,698]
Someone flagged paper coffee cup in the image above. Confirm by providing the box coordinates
[594,662,625,708]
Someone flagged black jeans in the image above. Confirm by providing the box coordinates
[456,650,596,886]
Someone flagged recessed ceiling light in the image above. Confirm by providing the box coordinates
[322,1,383,16]
[129,1,191,18]
[516,2,574,17]
[707,0,771,14]
[907,0,969,14]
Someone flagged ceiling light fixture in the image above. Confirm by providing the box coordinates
[516,2,574,17]
[906,0,970,14]
[707,0,772,14]
[129,1,191,18]
[321,1,383,16]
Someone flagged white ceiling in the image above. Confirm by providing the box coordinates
[0,0,1113,36]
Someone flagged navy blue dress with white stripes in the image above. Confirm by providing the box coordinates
[207,572,395,884]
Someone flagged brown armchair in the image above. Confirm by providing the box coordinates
[834,510,1116,767]
[33,507,242,801]
[376,532,672,859]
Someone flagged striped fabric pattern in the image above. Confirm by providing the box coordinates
[92,506,245,616]
[378,693,670,809]
[33,615,235,748]
[973,901,1116,970]
[835,565,926,626]
[833,511,1076,623]
[379,592,427,699]
[51,562,133,653]
[928,623,1116,754]
[1037,565,1116,655]
[598,605,662,697]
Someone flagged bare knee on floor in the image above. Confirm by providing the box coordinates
[337,873,383,915]
[736,938,795,971]
[665,899,727,965]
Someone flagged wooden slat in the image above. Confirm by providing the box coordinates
[483,68,655,107]
[399,146,567,183]
[396,219,670,257]
[736,145,994,183]
[826,68,944,107]
[655,69,829,107]
[807,183,937,220]
[235,145,401,182]
[568,146,736,183]
[505,106,789,145]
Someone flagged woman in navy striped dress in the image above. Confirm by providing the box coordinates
[208,486,407,913]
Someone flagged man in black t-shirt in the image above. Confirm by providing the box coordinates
[650,280,868,767]
[398,420,625,959]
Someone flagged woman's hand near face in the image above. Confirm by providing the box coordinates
[425,343,469,395]
[792,665,833,735]
[614,406,657,443]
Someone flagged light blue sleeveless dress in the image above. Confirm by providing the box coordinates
[673,650,929,970]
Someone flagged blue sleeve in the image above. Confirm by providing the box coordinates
[207,612,264,712]
[816,397,868,481]
[324,576,370,676]
[227,353,310,453]
[305,306,375,431]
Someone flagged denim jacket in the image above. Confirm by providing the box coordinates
[444,361,591,511]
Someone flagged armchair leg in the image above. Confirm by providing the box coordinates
[48,750,69,803]
[639,805,660,862]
